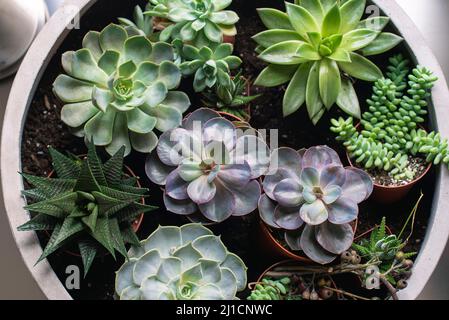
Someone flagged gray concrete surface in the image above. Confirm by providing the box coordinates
[0,0,448,300]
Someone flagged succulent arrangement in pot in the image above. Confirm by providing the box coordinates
[331,54,442,203]
[6,0,447,301]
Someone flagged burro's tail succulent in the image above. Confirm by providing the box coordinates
[145,108,270,223]
[115,223,247,300]
[259,146,373,264]
[53,23,190,156]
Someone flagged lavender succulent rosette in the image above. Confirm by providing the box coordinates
[146,108,270,223]
[259,146,373,264]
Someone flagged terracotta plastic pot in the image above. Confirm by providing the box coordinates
[346,152,432,205]
[258,220,358,263]
[44,159,145,257]
[346,123,432,204]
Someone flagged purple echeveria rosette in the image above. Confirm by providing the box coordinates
[146,108,270,223]
[259,146,373,264]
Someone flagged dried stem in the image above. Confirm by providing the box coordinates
[323,286,371,301]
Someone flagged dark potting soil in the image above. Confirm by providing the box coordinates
[360,156,429,187]
[20,0,435,300]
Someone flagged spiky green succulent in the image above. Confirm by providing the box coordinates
[145,0,239,47]
[331,55,441,181]
[53,23,190,156]
[253,0,403,124]
[180,43,242,92]
[202,71,261,121]
[115,224,247,300]
[18,143,157,276]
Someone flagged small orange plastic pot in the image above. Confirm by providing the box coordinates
[346,123,432,204]
[346,153,432,205]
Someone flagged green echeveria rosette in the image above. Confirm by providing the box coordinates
[145,108,270,223]
[115,223,247,300]
[259,146,373,264]
[180,43,242,92]
[53,23,191,156]
[253,0,403,124]
[145,0,239,47]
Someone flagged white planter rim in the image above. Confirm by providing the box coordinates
[2,0,449,300]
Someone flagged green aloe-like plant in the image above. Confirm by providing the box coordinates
[115,224,247,300]
[53,23,190,156]
[201,71,261,120]
[145,0,239,47]
[180,43,242,92]
[17,143,157,276]
[253,0,403,124]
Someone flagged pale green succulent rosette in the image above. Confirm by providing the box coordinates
[53,24,191,156]
[253,0,403,124]
[115,224,248,300]
[145,0,239,47]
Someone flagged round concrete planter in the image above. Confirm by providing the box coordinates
[1,0,449,300]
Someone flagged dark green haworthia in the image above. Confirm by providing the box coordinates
[18,143,157,276]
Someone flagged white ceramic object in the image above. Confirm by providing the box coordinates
[0,0,48,79]
[1,0,449,300]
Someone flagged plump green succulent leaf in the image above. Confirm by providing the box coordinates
[319,58,341,109]
[306,62,325,124]
[339,52,383,81]
[336,77,361,118]
[340,0,366,33]
[361,32,403,56]
[257,8,294,30]
[321,4,341,38]
[252,29,304,48]
[254,65,297,87]
[286,2,320,38]
[259,41,306,65]
[341,29,379,51]
[358,16,390,32]
[283,63,312,116]
[17,214,58,231]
